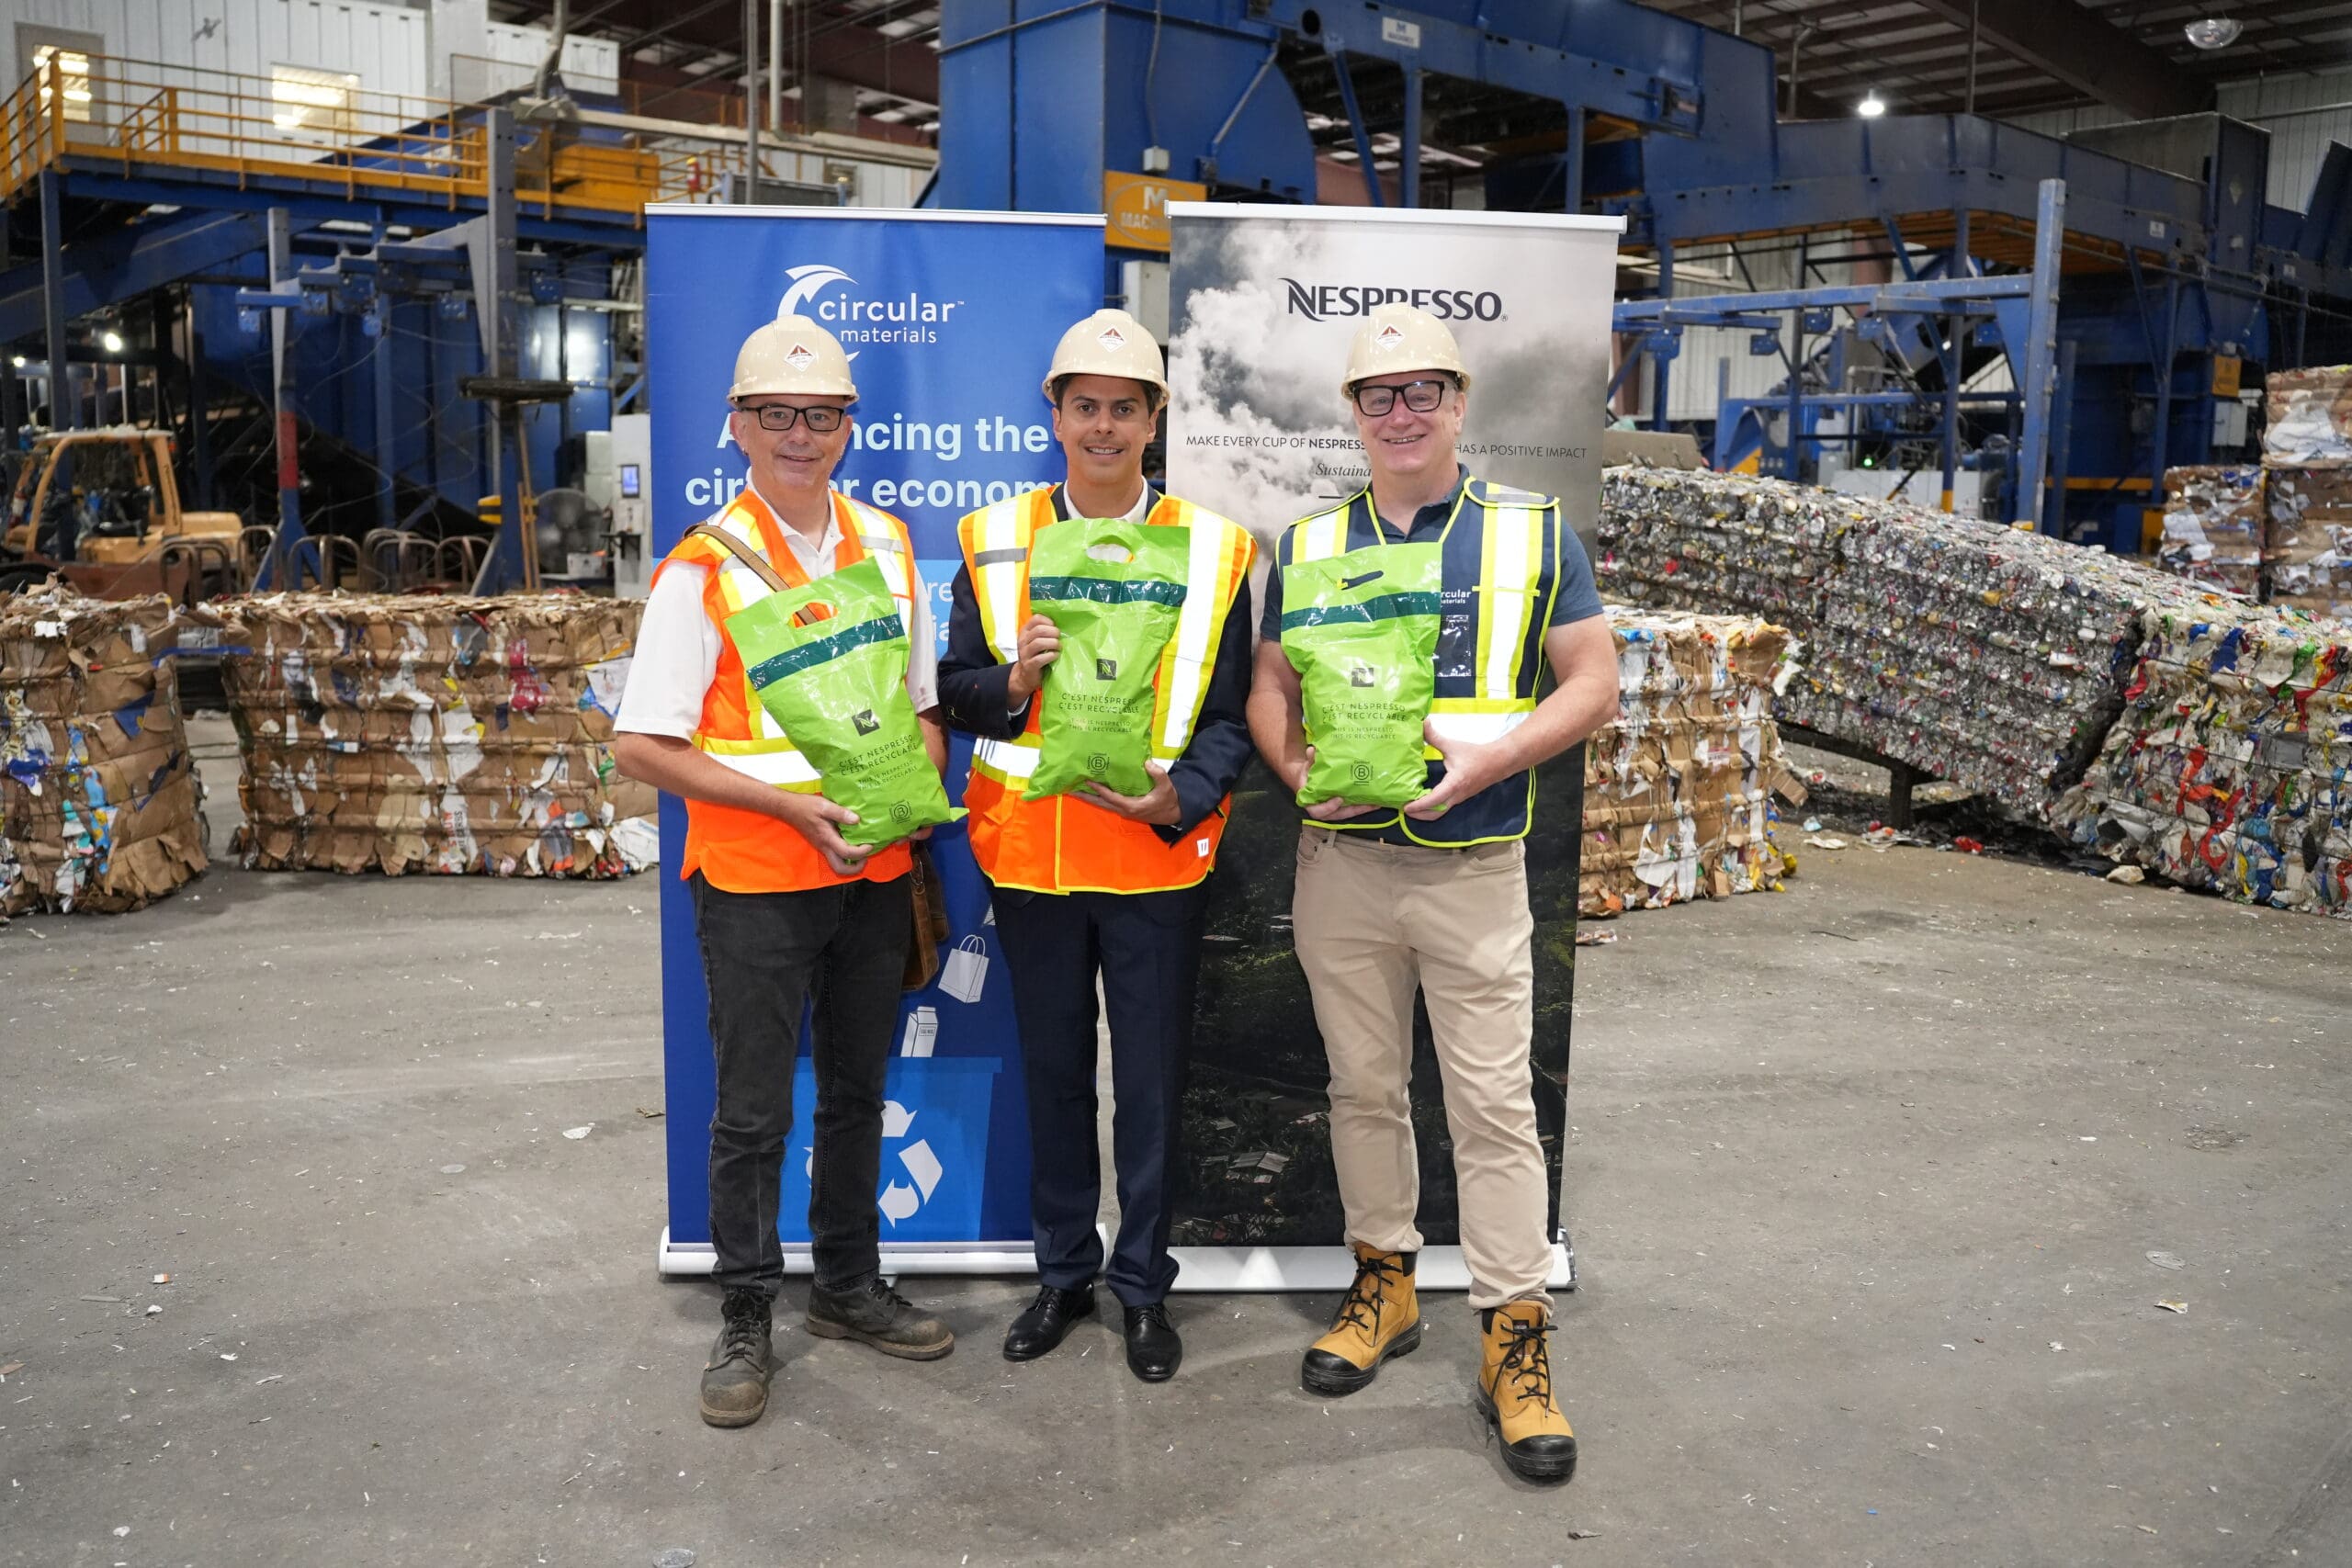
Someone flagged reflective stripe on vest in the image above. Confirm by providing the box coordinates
[955,484,1256,893]
[684,488,914,787]
[1279,479,1552,846]
[961,488,1244,782]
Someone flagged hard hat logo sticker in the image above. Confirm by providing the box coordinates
[785,344,816,368]
[1096,327,1126,350]
[1375,324,1406,345]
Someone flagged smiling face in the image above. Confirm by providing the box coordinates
[1049,373,1160,497]
[729,394,854,504]
[1351,371,1465,491]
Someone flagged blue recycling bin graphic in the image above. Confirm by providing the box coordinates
[777,1057,1002,1244]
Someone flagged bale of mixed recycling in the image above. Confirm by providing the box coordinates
[1581,607,1798,917]
[218,592,652,877]
[2053,601,2351,918]
[0,588,207,913]
[1598,467,2218,823]
[2157,465,2264,599]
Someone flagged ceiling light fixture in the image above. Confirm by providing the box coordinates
[1858,91,1887,118]
[101,330,124,353]
[2185,17,2243,49]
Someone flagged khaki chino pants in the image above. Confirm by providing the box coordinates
[1292,828,1554,1309]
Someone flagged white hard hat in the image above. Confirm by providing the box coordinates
[1041,309,1169,404]
[1340,302,1472,400]
[730,313,857,401]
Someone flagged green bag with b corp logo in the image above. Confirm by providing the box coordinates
[722,556,961,850]
[1281,541,1442,809]
[1023,517,1194,801]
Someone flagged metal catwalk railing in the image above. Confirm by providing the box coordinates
[1,53,785,219]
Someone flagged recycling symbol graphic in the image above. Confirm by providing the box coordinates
[803,1100,943,1226]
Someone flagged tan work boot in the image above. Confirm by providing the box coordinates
[699,1289,774,1428]
[1300,1243,1420,1396]
[1476,1299,1577,1483]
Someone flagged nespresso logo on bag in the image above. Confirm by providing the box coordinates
[1281,280,1504,322]
[853,709,881,735]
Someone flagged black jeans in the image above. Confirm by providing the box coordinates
[990,880,1209,1307]
[693,870,911,1300]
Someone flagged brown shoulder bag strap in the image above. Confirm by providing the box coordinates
[684,522,795,595]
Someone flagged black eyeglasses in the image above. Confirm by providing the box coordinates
[740,403,845,433]
[1351,378,1453,417]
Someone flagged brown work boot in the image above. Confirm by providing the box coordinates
[698,1288,775,1428]
[1476,1299,1577,1483]
[1301,1243,1421,1396]
[805,1277,956,1360]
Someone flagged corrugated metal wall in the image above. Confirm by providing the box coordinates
[8,0,434,101]
[2007,67,2352,212]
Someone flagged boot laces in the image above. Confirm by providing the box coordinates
[1496,1314,1555,1411]
[1331,1252,1402,1338]
[714,1293,769,1368]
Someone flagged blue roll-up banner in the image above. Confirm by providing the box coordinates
[647,209,1107,1275]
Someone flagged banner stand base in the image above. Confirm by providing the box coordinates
[657,1229,1042,1278]
[1166,1233,1574,1293]
[659,1229,1578,1292]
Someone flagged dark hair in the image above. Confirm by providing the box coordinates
[1049,375,1165,412]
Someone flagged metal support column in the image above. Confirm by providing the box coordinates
[1649,243,1673,432]
[262,206,311,589]
[474,107,529,595]
[2044,337,2077,535]
[1561,107,1585,211]
[39,170,74,431]
[373,299,397,534]
[1400,68,1423,209]
[1941,210,1969,511]
[2012,179,2065,530]
[1330,53,1383,208]
[742,0,762,200]
[186,288,211,509]
[2147,273,2180,516]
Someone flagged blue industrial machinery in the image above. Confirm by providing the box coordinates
[931,0,2352,553]
[4,57,654,593]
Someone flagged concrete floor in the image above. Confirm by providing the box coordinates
[3,724,2348,1566]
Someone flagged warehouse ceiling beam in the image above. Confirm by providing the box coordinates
[1904,0,2211,119]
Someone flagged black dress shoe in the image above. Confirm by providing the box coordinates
[1003,1284,1095,1361]
[1123,1303,1182,1382]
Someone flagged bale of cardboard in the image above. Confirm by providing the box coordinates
[1582,607,1799,917]
[0,587,207,913]
[217,592,652,877]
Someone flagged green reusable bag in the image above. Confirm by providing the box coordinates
[724,557,961,850]
[1023,517,1194,801]
[1281,541,1443,809]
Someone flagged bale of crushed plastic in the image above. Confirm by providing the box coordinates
[217,592,652,877]
[2053,602,2351,918]
[1582,607,1798,917]
[1599,467,2219,822]
[0,588,207,914]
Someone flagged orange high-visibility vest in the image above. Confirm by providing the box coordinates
[956,485,1256,895]
[656,485,922,893]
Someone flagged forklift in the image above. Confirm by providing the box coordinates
[1,427,245,604]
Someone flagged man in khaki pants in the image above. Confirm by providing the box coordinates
[1246,303,1617,1483]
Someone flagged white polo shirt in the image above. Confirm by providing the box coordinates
[615,483,939,740]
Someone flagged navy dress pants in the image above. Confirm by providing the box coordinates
[989,879,1209,1307]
